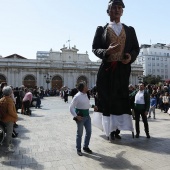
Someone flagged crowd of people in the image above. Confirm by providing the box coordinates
[129,82,170,116]
[0,82,44,152]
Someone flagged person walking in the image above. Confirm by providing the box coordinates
[63,88,69,103]
[148,94,157,119]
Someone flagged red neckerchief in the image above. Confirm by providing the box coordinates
[105,61,117,71]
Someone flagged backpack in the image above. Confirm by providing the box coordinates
[0,100,5,120]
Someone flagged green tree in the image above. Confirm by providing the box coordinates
[143,75,162,85]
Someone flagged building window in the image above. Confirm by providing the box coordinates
[165,65,168,68]
[148,58,150,60]
[157,63,159,66]
[161,69,164,73]
[161,63,163,67]
[167,53,169,56]
[148,63,151,66]
[165,75,168,79]
[152,69,155,73]
[161,75,164,79]
[157,69,160,72]
[165,69,168,73]
[156,57,159,60]
[152,57,155,60]
[165,58,167,61]
[161,58,163,61]
[152,63,155,66]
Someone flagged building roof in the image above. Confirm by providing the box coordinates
[4,54,27,59]
[140,44,151,49]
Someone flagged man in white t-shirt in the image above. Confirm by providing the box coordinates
[69,82,97,156]
[134,82,150,138]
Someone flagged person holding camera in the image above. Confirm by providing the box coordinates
[92,0,139,139]
[69,82,97,156]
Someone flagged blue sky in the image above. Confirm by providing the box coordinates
[0,0,170,61]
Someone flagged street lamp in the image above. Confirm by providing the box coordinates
[44,73,52,89]
[138,75,143,83]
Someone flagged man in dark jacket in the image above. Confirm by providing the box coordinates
[134,82,150,138]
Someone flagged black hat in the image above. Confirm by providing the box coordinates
[109,0,125,8]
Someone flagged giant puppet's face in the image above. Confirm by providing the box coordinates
[108,4,123,22]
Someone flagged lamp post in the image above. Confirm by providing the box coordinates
[44,73,52,89]
[138,75,143,83]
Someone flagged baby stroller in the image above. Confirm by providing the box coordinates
[0,121,6,145]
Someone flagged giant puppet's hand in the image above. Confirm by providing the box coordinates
[121,53,131,64]
[106,42,121,55]
[94,106,98,112]
[144,111,148,116]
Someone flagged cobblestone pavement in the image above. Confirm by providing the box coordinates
[0,96,170,170]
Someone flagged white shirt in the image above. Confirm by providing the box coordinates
[135,90,145,104]
[109,21,123,36]
[163,96,169,103]
[69,91,91,117]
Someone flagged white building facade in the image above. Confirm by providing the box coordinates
[0,46,143,89]
[136,43,170,80]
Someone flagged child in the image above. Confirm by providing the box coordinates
[148,94,157,119]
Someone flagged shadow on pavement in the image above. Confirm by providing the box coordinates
[0,147,44,169]
[0,126,44,169]
[17,116,25,121]
[147,118,169,122]
[83,151,142,170]
[109,134,170,155]
[37,108,50,111]
[30,114,44,117]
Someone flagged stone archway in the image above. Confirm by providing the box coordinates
[23,75,36,88]
[0,74,7,84]
[77,76,88,85]
[51,75,63,89]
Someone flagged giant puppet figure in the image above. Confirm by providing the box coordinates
[92,0,139,139]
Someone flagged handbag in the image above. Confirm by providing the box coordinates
[92,112,103,130]
[167,108,170,114]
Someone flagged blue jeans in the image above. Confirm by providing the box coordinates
[76,116,91,150]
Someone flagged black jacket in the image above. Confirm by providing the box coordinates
[92,24,139,116]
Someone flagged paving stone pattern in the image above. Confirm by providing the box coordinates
[0,97,170,170]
